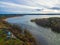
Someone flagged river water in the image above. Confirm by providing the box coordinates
[6,15,60,45]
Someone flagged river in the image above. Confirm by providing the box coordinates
[6,15,60,45]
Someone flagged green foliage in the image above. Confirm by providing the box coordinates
[0,21,36,45]
[0,16,36,45]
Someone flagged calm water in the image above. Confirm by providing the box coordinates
[6,15,60,45]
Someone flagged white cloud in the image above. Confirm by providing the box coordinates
[0,0,60,14]
[0,1,42,13]
[0,1,41,9]
[11,0,59,8]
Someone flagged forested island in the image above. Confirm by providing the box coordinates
[31,17,60,33]
[0,16,36,45]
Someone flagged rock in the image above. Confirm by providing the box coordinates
[31,17,60,33]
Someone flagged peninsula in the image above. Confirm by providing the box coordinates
[31,17,60,33]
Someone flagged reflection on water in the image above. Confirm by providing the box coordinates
[6,15,60,45]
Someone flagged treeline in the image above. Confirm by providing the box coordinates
[0,14,24,18]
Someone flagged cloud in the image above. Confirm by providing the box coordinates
[0,0,60,14]
[0,1,42,14]
[5,0,58,8]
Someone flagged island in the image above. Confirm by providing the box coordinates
[0,16,36,45]
[31,17,60,33]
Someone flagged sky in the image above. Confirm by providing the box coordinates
[0,0,60,14]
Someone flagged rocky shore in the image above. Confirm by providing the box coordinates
[31,17,60,33]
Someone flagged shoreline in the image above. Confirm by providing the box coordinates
[0,16,37,45]
[31,17,60,33]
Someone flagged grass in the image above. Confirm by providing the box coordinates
[0,30,36,45]
[0,17,36,45]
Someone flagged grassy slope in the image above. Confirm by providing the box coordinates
[0,18,36,45]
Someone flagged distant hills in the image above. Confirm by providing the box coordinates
[0,14,24,18]
[51,7,60,10]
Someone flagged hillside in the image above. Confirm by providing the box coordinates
[0,18,36,45]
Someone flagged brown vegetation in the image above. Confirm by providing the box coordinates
[31,17,60,33]
[0,18,36,45]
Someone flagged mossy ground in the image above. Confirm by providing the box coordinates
[0,29,24,45]
[0,20,36,45]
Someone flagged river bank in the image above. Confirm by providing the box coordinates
[31,17,60,33]
[6,15,60,45]
[0,16,37,45]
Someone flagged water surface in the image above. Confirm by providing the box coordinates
[6,15,60,45]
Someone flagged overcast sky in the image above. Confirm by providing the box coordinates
[0,0,60,14]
